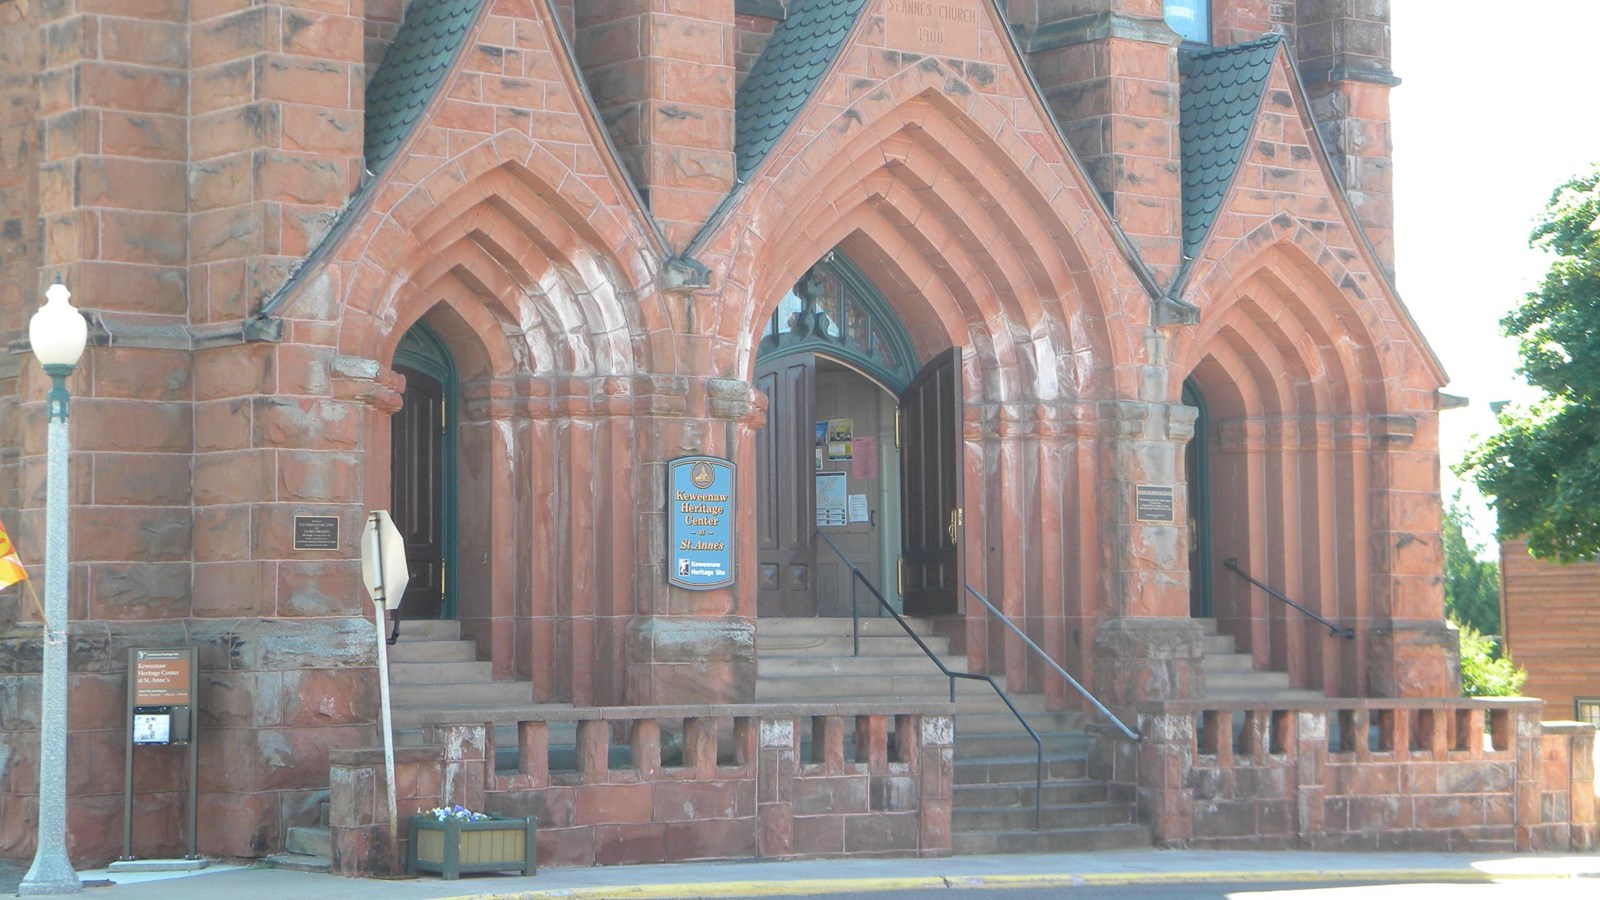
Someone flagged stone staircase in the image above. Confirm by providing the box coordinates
[1196,617,1327,702]
[755,616,1151,854]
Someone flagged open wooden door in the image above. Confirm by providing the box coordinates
[755,354,817,616]
[899,347,962,616]
[391,365,446,618]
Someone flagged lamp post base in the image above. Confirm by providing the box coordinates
[18,854,81,896]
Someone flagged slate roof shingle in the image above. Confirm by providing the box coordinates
[1178,34,1282,260]
[735,0,869,182]
[364,0,483,176]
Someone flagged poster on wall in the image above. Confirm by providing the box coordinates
[816,472,847,526]
[851,436,877,479]
[827,418,853,460]
[667,456,736,590]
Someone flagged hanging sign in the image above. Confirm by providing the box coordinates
[668,456,736,590]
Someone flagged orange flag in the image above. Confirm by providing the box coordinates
[0,516,28,590]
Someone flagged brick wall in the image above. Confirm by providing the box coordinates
[328,703,955,874]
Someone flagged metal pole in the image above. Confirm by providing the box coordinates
[371,514,400,871]
[21,368,82,895]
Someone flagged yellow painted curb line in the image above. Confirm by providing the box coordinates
[445,866,1578,900]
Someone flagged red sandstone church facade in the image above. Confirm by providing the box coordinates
[1,0,1593,869]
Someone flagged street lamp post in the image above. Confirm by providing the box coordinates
[20,279,87,896]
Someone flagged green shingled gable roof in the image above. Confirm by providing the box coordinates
[735,0,868,182]
[1179,34,1281,260]
[365,0,483,176]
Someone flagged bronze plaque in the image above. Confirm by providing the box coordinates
[1135,484,1177,524]
[133,649,191,705]
[883,0,981,58]
[293,515,340,551]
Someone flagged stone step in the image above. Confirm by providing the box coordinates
[1202,653,1258,673]
[953,780,1112,808]
[1203,634,1236,654]
[758,655,948,677]
[391,680,532,706]
[952,822,1151,854]
[393,619,462,641]
[387,640,479,663]
[1205,669,1294,691]
[955,711,1083,734]
[755,617,933,637]
[387,659,495,683]
[953,801,1135,831]
[1194,617,1219,635]
[1205,687,1327,702]
[954,732,1089,758]
[262,852,331,874]
[954,754,1087,784]
[758,635,953,658]
[284,825,330,858]
[754,674,1005,700]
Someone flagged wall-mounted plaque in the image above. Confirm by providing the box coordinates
[1135,484,1177,524]
[883,0,981,58]
[667,456,736,590]
[293,515,340,551]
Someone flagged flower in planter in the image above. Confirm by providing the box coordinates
[422,804,491,822]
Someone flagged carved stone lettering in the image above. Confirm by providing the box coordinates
[883,0,981,58]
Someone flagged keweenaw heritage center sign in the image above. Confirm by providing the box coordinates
[667,456,735,590]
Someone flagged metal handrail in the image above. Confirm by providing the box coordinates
[1224,557,1355,639]
[814,531,1045,830]
[963,585,1141,743]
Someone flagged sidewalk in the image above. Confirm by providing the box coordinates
[7,849,1597,899]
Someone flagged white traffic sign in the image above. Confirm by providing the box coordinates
[360,510,410,610]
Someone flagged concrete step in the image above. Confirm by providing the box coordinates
[262,852,331,874]
[391,681,532,706]
[1205,669,1294,691]
[758,635,953,658]
[954,732,1089,758]
[956,712,1083,735]
[1203,634,1236,654]
[387,640,479,663]
[955,755,1087,784]
[754,674,1005,700]
[755,617,933,637]
[758,655,948,677]
[1194,617,1219,635]
[1205,687,1327,702]
[394,619,462,641]
[953,801,1135,831]
[284,825,330,858]
[952,822,1151,854]
[387,660,495,683]
[953,780,1112,808]
[1201,653,1258,673]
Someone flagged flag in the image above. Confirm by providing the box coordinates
[0,516,28,590]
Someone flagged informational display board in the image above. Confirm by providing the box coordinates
[667,456,736,590]
[124,647,199,861]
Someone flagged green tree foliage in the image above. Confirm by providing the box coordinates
[1460,164,1600,561]
[1456,622,1526,698]
[1441,493,1501,635]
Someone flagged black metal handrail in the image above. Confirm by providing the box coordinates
[814,531,1045,830]
[1224,557,1355,639]
[963,585,1140,742]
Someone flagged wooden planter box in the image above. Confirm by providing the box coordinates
[407,815,536,880]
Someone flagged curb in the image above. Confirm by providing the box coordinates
[445,866,1583,899]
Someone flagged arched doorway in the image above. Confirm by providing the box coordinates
[1183,378,1213,618]
[754,253,961,618]
[391,322,458,619]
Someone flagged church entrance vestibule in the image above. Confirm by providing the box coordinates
[753,254,962,619]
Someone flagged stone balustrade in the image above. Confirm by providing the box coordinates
[1094,698,1596,853]
[328,702,955,876]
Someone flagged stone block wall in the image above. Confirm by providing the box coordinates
[1114,698,1597,852]
[328,703,954,876]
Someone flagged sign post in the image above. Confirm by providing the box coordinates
[114,647,203,869]
[666,456,736,590]
[360,510,409,869]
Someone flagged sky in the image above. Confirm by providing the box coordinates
[1389,2,1600,547]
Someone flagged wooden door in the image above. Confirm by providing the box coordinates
[899,348,962,616]
[813,361,888,617]
[391,365,446,619]
[755,354,817,616]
